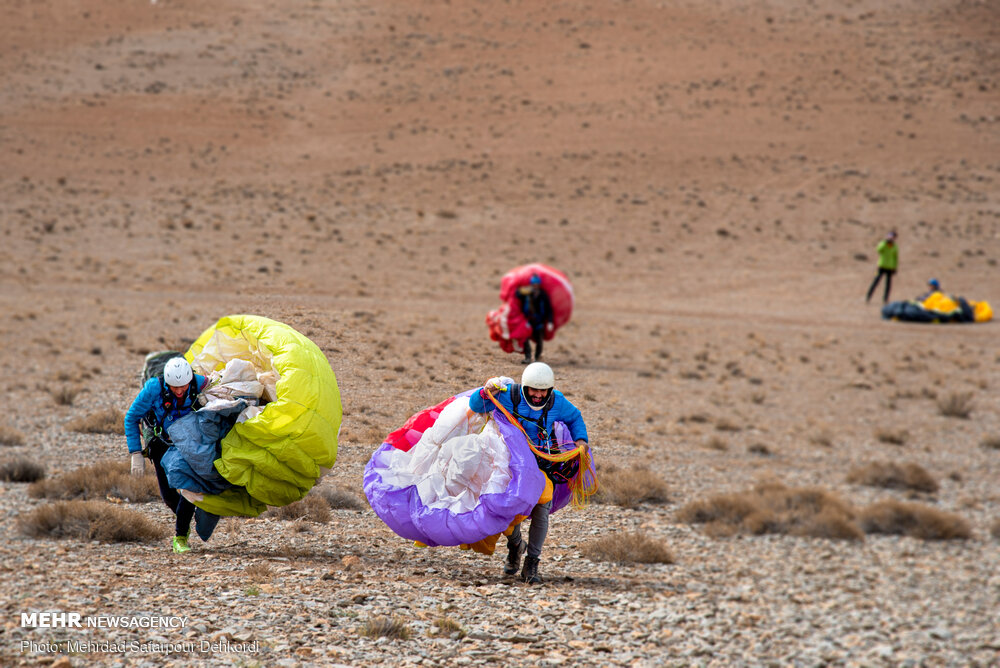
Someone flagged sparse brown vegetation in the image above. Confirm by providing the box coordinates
[264,493,332,523]
[979,436,1000,451]
[593,464,669,508]
[858,500,971,540]
[244,563,275,582]
[676,482,863,541]
[430,617,466,639]
[714,417,742,432]
[0,423,26,446]
[0,458,46,482]
[313,484,365,510]
[66,408,125,435]
[360,616,411,640]
[809,430,834,448]
[705,436,728,451]
[936,392,973,419]
[27,460,158,502]
[581,531,675,565]
[991,519,1000,540]
[847,461,939,493]
[17,500,167,542]
[875,428,909,446]
[50,386,81,406]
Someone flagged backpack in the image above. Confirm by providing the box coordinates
[506,384,580,484]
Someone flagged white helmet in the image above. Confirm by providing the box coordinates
[521,363,555,409]
[521,362,554,390]
[163,357,193,387]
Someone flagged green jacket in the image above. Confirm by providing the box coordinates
[876,240,898,270]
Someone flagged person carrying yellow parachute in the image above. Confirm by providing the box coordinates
[124,315,341,553]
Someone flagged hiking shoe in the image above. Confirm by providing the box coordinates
[503,540,527,576]
[172,535,191,554]
[521,357,532,364]
[520,555,541,584]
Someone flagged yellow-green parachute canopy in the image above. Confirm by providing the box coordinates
[184,315,341,516]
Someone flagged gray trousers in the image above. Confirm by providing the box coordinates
[507,500,552,558]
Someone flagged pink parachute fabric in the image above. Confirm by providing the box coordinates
[363,389,583,548]
[486,263,574,354]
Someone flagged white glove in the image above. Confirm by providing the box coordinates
[484,376,513,392]
[130,452,145,477]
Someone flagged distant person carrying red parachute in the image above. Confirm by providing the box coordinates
[486,263,574,364]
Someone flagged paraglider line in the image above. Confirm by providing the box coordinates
[483,388,598,509]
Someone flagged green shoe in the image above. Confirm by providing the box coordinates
[172,535,191,554]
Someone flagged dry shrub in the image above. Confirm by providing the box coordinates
[858,500,970,540]
[18,500,166,543]
[360,616,410,640]
[979,436,1000,451]
[705,436,728,451]
[27,460,158,502]
[430,617,466,639]
[875,428,908,446]
[264,494,332,523]
[846,461,939,493]
[66,408,124,435]
[50,386,80,406]
[937,392,973,419]
[809,430,834,448]
[593,464,669,508]
[581,531,674,565]
[991,519,1000,540]
[676,482,863,541]
[714,417,742,432]
[313,484,365,510]
[0,423,26,446]
[244,562,275,582]
[0,458,46,482]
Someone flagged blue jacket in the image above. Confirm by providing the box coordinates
[124,375,207,453]
[469,384,588,447]
[517,287,553,331]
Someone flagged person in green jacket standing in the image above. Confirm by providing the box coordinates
[866,230,898,304]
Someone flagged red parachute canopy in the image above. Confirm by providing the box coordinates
[485,263,574,353]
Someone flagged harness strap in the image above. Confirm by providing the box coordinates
[506,383,553,447]
[483,386,597,509]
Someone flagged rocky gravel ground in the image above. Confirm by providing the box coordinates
[2,0,1000,665]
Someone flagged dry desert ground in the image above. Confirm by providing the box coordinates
[1,0,999,666]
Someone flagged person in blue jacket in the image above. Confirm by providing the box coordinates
[916,277,942,301]
[516,274,554,364]
[469,362,589,584]
[124,357,208,554]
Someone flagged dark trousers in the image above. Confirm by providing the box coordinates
[866,268,895,303]
[507,500,552,558]
[147,437,195,537]
[521,330,544,362]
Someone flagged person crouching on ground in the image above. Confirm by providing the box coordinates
[124,357,207,554]
[469,362,589,584]
[916,277,942,301]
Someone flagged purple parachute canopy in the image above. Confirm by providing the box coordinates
[363,391,577,547]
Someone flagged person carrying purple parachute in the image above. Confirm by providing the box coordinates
[363,363,596,584]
